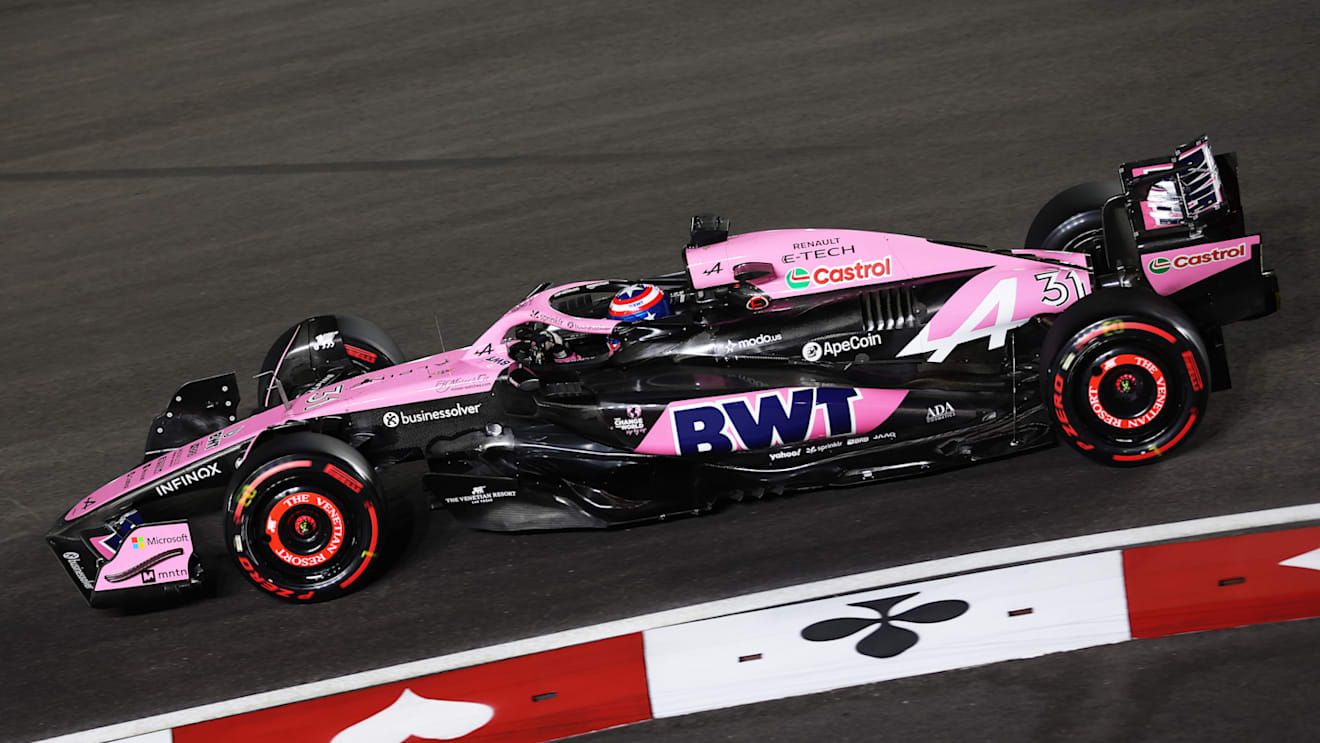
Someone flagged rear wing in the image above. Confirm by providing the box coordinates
[1118,136,1246,242]
[1099,137,1278,374]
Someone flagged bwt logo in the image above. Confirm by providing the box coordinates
[672,388,861,455]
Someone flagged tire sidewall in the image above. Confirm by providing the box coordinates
[1024,180,1121,250]
[1039,209,1103,254]
[1049,314,1209,464]
[224,433,384,602]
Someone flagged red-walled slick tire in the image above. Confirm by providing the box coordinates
[223,433,400,602]
[1041,290,1211,465]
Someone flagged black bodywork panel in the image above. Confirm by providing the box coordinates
[399,271,1057,532]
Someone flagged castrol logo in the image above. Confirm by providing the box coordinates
[786,256,893,290]
[1148,243,1246,275]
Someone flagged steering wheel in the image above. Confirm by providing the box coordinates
[508,325,569,367]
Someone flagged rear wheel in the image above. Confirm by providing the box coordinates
[223,433,404,602]
[1024,180,1121,257]
[1041,291,1210,465]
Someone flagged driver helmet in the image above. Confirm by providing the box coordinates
[607,283,671,351]
[608,283,671,322]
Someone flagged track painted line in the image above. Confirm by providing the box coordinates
[645,552,1133,716]
[35,502,1320,743]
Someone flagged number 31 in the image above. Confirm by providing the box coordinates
[1035,270,1087,307]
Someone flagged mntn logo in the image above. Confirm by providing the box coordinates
[672,388,861,455]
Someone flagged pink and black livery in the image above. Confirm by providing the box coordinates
[48,138,1280,608]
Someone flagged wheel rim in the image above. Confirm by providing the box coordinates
[1085,352,1168,429]
[265,490,347,569]
[1052,312,1208,463]
[1049,311,1209,464]
[1061,226,1103,254]
[233,456,374,593]
[1072,338,1182,447]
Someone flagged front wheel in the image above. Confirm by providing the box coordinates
[256,314,406,411]
[224,433,402,602]
[1042,293,1210,465]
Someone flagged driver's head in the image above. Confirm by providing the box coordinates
[607,284,670,352]
[608,283,671,322]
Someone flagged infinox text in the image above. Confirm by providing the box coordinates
[155,462,222,496]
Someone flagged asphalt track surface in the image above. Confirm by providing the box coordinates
[1,1,1317,741]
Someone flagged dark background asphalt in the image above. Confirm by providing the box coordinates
[1,1,1317,741]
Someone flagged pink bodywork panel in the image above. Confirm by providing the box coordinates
[635,387,909,456]
[1010,249,1089,266]
[65,282,620,522]
[676,231,1091,363]
[1142,235,1259,296]
[92,521,194,591]
[686,230,1095,363]
[685,229,1085,298]
[466,281,621,355]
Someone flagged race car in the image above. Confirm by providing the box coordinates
[48,137,1279,608]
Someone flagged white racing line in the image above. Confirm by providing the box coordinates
[37,502,1320,743]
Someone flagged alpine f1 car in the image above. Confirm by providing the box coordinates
[49,137,1280,607]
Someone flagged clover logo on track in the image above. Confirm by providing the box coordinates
[800,591,970,658]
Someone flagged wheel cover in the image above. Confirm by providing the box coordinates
[265,490,346,568]
[1085,353,1168,429]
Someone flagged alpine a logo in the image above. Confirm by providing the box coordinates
[896,276,1021,363]
[1148,243,1246,275]
[802,333,883,362]
[383,402,481,427]
[786,257,893,291]
[671,388,861,455]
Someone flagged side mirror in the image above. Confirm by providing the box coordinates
[688,213,730,248]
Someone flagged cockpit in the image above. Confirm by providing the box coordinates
[498,214,775,370]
